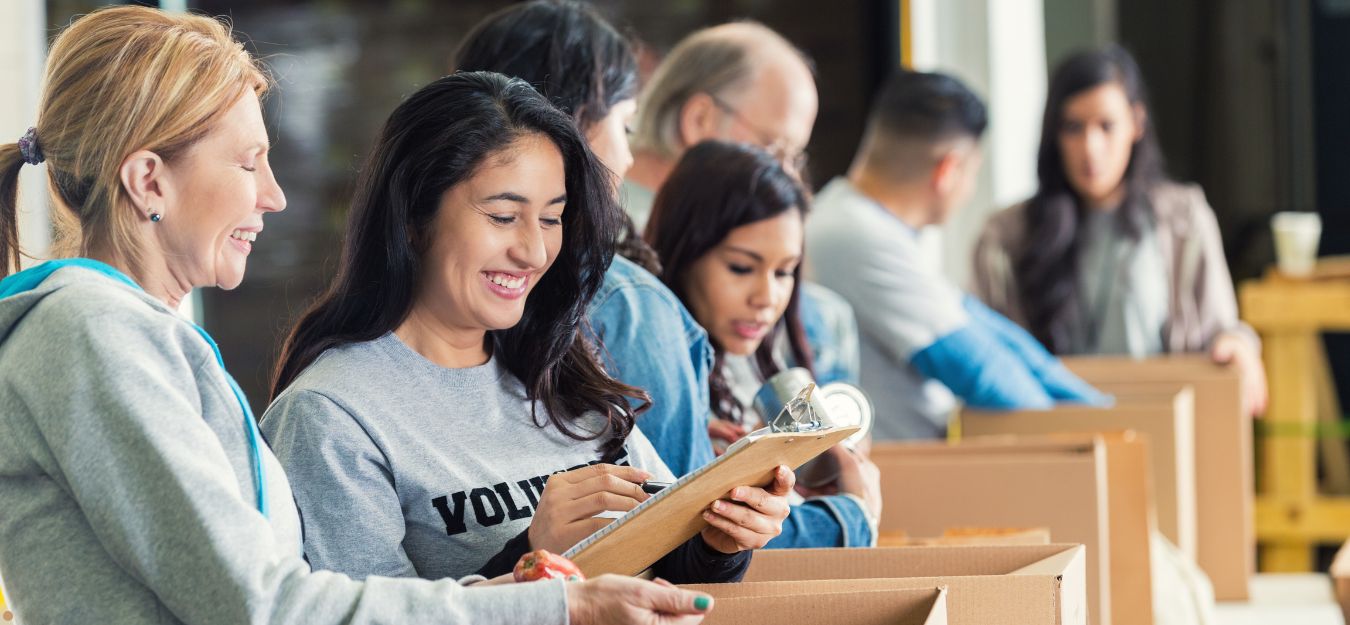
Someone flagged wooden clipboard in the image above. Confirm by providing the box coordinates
[563,424,861,577]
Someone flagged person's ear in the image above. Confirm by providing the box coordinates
[119,150,168,220]
[1132,103,1148,142]
[678,93,721,149]
[931,150,961,196]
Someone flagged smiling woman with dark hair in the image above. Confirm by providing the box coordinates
[263,71,789,591]
[269,70,633,460]
[453,0,715,492]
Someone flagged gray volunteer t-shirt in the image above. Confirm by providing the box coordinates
[261,332,674,581]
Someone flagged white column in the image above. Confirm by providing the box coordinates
[1042,0,1116,68]
[0,0,49,268]
[984,1,1048,210]
[907,0,1047,288]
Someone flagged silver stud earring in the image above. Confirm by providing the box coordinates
[150,212,162,223]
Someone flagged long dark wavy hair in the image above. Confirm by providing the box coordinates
[645,140,814,423]
[1015,45,1166,353]
[453,0,660,275]
[271,71,645,457]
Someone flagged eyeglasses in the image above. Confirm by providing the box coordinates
[707,94,809,175]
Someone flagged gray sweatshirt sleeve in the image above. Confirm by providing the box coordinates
[262,389,420,580]
[4,289,567,625]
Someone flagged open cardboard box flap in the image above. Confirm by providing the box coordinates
[696,544,1086,625]
[683,584,948,625]
[742,543,1081,580]
[880,527,1053,547]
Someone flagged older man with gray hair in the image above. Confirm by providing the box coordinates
[624,21,817,230]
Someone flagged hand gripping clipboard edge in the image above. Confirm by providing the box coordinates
[563,424,862,577]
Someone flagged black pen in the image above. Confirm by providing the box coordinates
[641,480,673,494]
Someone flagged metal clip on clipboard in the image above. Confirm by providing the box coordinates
[755,367,873,445]
[756,367,875,488]
[767,381,826,433]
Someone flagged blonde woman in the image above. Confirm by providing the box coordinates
[0,6,710,624]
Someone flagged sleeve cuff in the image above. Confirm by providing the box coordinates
[810,494,878,547]
[1217,322,1262,356]
[473,528,533,578]
[691,532,753,566]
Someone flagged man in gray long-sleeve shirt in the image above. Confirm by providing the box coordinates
[806,69,1106,440]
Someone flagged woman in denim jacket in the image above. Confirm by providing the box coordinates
[645,141,883,547]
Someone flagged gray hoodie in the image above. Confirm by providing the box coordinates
[0,265,566,624]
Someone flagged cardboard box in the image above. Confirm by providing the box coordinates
[686,584,948,625]
[1063,355,1252,601]
[871,435,1153,625]
[879,527,1053,547]
[1332,538,1350,622]
[959,386,1197,560]
[710,544,1086,625]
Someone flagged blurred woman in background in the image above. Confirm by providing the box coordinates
[972,45,1267,417]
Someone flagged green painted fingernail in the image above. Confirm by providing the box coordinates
[695,595,712,611]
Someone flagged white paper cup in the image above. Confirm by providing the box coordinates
[1272,211,1322,277]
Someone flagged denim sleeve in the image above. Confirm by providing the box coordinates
[910,323,1056,410]
[588,283,715,477]
[960,295,1112,406]
[763,497,875,549]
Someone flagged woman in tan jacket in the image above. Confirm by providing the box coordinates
[972,45,1266,416]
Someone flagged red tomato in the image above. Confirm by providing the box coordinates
[513,549,586,582]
